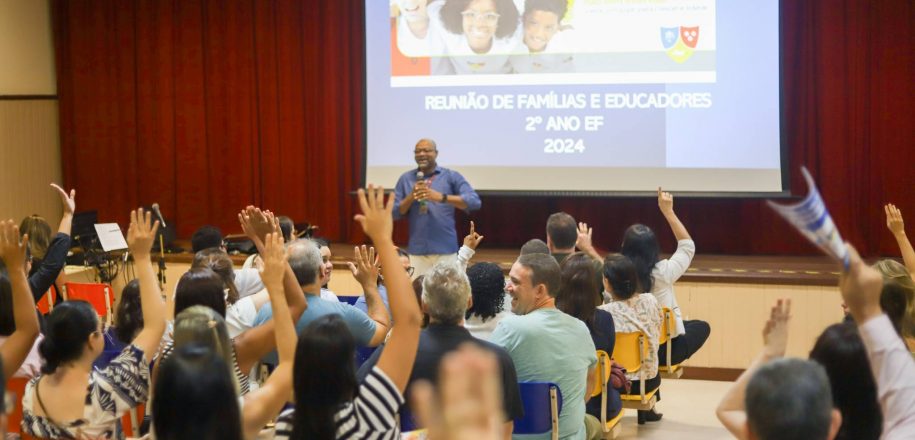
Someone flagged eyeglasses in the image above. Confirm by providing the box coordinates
[406,266,415,276]
[414,148,436,154]
[461,11,500,24]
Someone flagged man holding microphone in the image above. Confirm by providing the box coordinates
[394,138,481,277]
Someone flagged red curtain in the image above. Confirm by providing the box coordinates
[52,0,914,257]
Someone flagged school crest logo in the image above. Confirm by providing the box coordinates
[660,26,700,63]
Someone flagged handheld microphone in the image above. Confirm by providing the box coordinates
[416,171,428,214]
[151,203,167,228]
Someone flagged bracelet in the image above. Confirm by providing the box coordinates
[441,193,447,203]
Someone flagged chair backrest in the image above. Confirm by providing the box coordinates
[592,350,612,398]
[611,331,646,375]
[36,285,59,314]
[6,377,30,434]
[338,295,360,306]
[63,283,114,322]
[400,405,418,432]
[659,308,674,345]
[514,382,563,435]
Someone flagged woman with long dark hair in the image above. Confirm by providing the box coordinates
[273,186,423,440]
[809,322,883,440]
[621,188,709,366]
[557,252,622,422]
[20,209,165,439]
[598,253,663,424]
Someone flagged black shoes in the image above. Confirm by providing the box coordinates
[637,409,664,425]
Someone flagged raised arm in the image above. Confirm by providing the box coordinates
[239,207,307,319]
[885,204,915,276]
[658,187,691,242]
[126,209,166,357]
[356,185,423,392]
[716,299,791,438]
[234,213,306,372]
[242,231,297,440]
[412,344,504,440]
[841,244,915,438]
[575,222,602,262]
[348,245,390,346]
[458,221,484,269]
[51,183,75,236]
[0,221,40,379]
[28,184,76,301]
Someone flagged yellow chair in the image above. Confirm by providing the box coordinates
[611,331,658,410]
[659,308,684,378]
[595,350,622,439]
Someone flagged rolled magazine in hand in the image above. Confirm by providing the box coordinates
[768,167,850,270]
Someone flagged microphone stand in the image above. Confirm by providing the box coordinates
[157,231,167,290]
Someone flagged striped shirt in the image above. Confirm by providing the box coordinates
[274,366,404,439]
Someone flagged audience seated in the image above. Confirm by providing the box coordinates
[490,253,598,440]
[190,224,264,298]
[273,185,423,439]
[809,322,882,440]
[154,231,297,440]
[20,209,164,439]
[557,253,622,423]
[361,262,524,437]
[466,262,511,340]
[622,188,709,366]
[599,253,663,424]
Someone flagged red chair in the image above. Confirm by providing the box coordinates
[36,285,59,314]
[121,402,145,437]
[6,377,29,435]
[62,282,114,324]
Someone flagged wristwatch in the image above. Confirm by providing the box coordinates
[441,193,447,203]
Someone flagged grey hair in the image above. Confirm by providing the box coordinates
[173,305,240,394]
[746,358,834,440]
[422,262,471,325]
[287,238,323,287]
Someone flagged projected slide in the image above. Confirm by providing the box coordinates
[366,0,784,194]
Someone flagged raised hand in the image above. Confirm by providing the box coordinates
[762,299,791,358]
[354,185,394,242]
[412,344,505,440]
[0,220,28,269]
[239,206,278,250]
[258,231,287,288]
[463,221,484,250]
[839,244,885,322]
[658,187,675,216]
[886,204,905,236]
[51,183,76,215]
[347,245,379,288]
[127,208,159,258]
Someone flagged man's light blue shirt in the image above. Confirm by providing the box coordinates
[490,308,597,440]
[254,294,377,363]
[393,166,481,256]
[354,284,390,316]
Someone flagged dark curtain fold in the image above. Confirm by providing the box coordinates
[52,0,914,256]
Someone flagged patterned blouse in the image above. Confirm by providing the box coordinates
[599,293,663,381]
[21,344,150,439]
